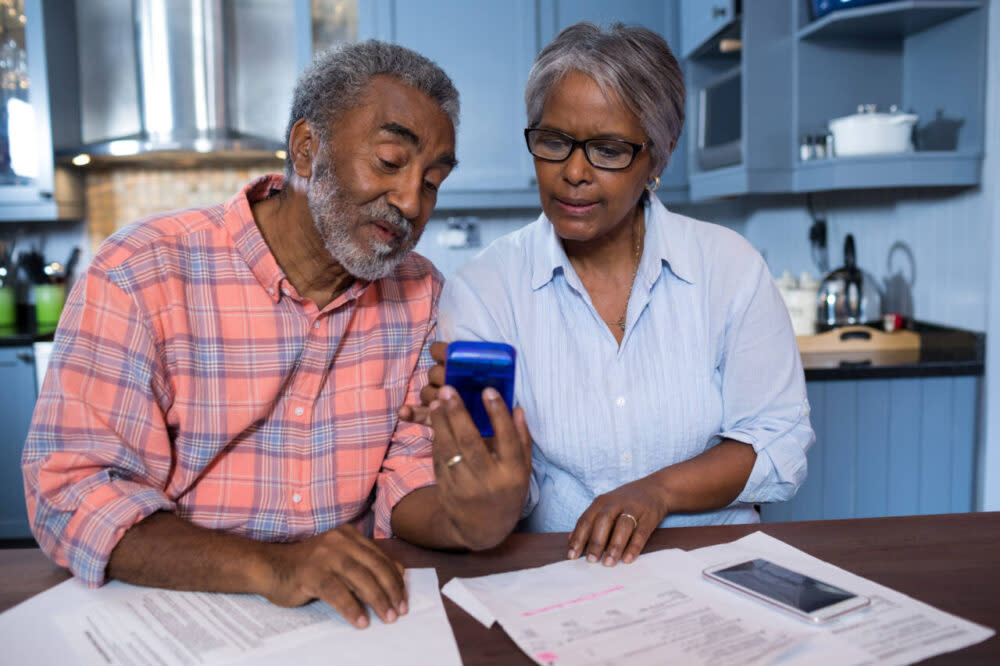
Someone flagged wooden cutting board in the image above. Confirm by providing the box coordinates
[796,325,921,354]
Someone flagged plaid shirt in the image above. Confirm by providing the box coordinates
[23,175,442,587]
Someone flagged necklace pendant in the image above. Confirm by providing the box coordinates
[616,316,626,332]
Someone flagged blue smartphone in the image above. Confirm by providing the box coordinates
[444,341,516,438]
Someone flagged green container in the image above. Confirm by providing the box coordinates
[34,284,66,333]
[0,286,15,329]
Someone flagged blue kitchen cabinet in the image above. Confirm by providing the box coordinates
[679,0,737,57]
[362,0,689,209]
[539,0,688,203]
[363,0,540,209]
[760,375,979,523]
[0,346,36,539]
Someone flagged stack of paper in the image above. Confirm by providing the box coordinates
[0,568,461,666]
[443,532,994,666]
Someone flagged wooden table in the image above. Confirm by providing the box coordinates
[2,513,997,664]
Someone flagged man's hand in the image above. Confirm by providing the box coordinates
[430,384,532,550]
[108,512,407,630]
[566,476,669,566]
[262,525,408,629]
[397,341,447,425]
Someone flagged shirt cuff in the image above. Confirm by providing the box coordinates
[372,458,437,539]
[58,482,176,588]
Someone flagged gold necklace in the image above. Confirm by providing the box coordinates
[613,213,644,332]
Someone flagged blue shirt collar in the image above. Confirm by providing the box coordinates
[529,195,696,291]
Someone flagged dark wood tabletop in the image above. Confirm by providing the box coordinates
[2,512,997,665]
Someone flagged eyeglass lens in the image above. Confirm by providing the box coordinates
[526,130,638,169]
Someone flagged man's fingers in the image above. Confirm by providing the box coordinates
[438,386,492,470]
[397,404,431,426]
[513,407,532,467]
[482,388,521,464]
[430,340,448,363]
[334,556,399,625]
[428,362,445,388]
[584,511,614,563]
[314,575,369,629]
[419,383,441,408]
[344,531,409,614]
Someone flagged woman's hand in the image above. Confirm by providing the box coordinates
[397,341,448,426]
[567,475,669,566]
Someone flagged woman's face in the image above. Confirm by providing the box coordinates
[532,70,655,244]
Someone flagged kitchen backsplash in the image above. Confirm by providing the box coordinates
[83,164,280,251]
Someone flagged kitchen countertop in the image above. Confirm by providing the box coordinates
[802,321,984,381]
[2,321,984,380]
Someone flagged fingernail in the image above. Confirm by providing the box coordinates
[623,554,634,564]
[440,385,456,400]
[386,609,397,623]
[482,387,500,402]
[399,600,408,615]
[356,616,369,629]
[603,556,615,567]
[586,554,597,563]
[429,400,441,411]
[567,548,577,559]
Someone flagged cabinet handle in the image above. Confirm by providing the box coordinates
[712,6,728,18]
[16,351,34,363]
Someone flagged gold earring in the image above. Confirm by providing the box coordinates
[647,176,661,192]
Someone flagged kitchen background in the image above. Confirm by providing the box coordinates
[0,0,998,540]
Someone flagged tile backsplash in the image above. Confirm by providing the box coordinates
[84,163,279,252]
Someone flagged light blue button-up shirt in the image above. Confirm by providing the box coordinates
[439,196,813,532]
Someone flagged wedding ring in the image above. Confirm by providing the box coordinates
[618,512,638,529]
[445,454,464,468]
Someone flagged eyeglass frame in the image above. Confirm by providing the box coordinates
[523,127,650,171]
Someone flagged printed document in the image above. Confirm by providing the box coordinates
[444,532,994,666]
[0,568,461,666]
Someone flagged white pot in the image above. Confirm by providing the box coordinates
[828,107,918,157]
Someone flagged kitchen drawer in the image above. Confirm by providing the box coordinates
[680,0,737,57]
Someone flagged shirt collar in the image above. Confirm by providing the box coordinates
[529,194,696,291]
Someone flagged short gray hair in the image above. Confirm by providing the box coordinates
[524,22,684,175]
[284,40,460,177]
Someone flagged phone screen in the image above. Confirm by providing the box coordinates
[710,559,857,613]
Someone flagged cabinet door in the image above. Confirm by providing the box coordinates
[0,346,36,539]
[679,0,734,57]
[541,1,687,198]
[376,1,538,193]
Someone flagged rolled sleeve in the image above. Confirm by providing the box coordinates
[719,256,814,506]
[22,267,175,586]
[372,317,439,538]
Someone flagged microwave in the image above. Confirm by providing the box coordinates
[697,65,742,171]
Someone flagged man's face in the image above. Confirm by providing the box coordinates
[306,75,456,280]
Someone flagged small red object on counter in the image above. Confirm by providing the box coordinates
[883,313,904,332]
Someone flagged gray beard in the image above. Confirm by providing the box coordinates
[307,162,416,281]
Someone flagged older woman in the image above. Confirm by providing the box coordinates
[418,22,813,566]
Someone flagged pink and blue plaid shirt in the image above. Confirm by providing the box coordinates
[23,174,441,587]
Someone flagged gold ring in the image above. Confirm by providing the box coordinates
[619,512,638,528]
[445,454,463,468]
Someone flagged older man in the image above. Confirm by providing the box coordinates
[22,41,532,629]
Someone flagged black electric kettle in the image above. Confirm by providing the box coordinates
[816,234,863,331]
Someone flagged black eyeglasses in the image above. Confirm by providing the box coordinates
[524,128,649,170]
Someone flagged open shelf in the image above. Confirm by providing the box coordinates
[792,151,981,192]
[798,0,981,41]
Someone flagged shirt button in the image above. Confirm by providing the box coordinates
[314,321,321,329]
[615,397,626,408]
[267,288,275,296]
[292,493,302,503]
[622,452,632,462]
[293,406,304,416]
[282,287,291,296]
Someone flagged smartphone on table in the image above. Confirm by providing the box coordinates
[702,558,871,624]
[443,341,516,437]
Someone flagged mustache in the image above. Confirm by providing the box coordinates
[364,199,413,240]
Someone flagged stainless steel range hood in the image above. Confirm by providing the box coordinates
[64,0,299,163]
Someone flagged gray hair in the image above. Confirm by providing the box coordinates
[524,22,685,175]
[284,40,460,177]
